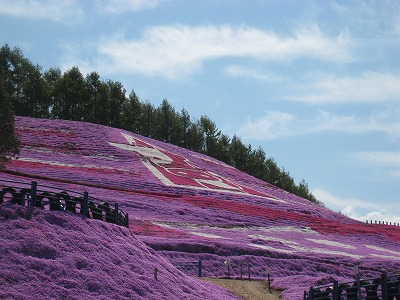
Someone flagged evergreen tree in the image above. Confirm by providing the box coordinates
[0,67,20,169]
[121,90,142,133]
[107,80,126,128]
[214,133,231,163]
[179,108,191,148]
[247,147,268,180]
[155,99,174,142]
[296,179,319,204]
[43,68,62,118]
[141,101,156,137]
[85,71,102,123]
[277,168,295,193]
[0,44,47,117]
[153,99,183,145]
[58,67,87,121]
[186,121,203,152]
[24,63,48,118]
[229,135,249,170]
[96,81,112,126]
[199,116,220,156]
[265,157,281,186]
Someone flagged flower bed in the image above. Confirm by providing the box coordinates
[2,116,400,299]
[0,204,239,300]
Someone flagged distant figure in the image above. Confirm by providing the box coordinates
[154,267,159,281]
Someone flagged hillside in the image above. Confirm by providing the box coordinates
[2,116,400,299]
[0,203,238,300]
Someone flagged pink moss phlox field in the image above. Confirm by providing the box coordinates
[0,204,239,300]
[1,116,400,300]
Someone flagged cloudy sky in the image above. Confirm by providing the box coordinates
[1,0,399,223]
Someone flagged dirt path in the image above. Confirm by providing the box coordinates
[202,278,281,300]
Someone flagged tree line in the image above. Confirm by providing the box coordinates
[0,44,320,204]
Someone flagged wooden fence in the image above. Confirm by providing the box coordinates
[365,220,400,226]
[304,273,400,300]
[172,261,203,277]
[171,259,262,280]
[0,179,129,228]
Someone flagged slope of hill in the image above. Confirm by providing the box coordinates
[2,116,400,299]
[0,203,239,300]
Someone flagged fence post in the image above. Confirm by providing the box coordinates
[309,287,314,299]
[357,274,362,299]
[198,260,202,278]
[247,260,251,281]
[83,192,88,218]
[333,280,338,299]
[267,273,272,293]
[30,181,37,207]
[381,273,388,300]
[114,203,119,225]
[224,259,231,278]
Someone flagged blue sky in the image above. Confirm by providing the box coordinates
[1,0,399,223]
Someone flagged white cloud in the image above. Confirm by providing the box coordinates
[57,42,95,76]
[0,0,84,24]
[341,206,400,225]
[313,188,400,224]
[238,111,296,140]
[238,109,400,140]
[350,151,400,179]
[96,0,168,14]
[287,71,400,104]
[332,0,400,39]
[352,151,400,167]
[224,65,283,83]
[0,0,168,23]
[313,188,372,210]
[94,24,352,79]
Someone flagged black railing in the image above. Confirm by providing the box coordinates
[0,179,129,228]
[172,261,203,277]
[365,220,400,226]
[304,273,400,300]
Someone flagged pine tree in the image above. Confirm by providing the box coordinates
[0,67,20,169]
